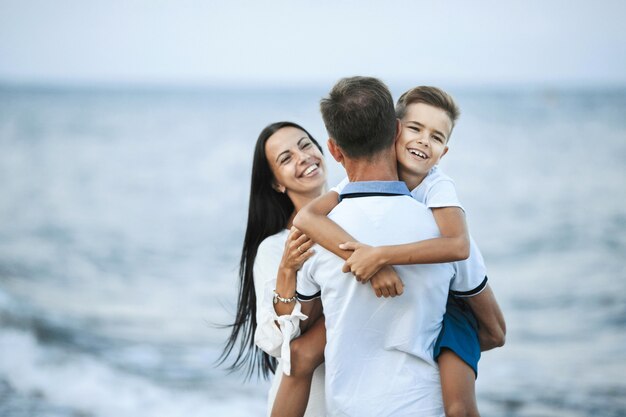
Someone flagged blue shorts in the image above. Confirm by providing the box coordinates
[433,295,480,378]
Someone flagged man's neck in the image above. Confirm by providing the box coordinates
[344,149,399,182]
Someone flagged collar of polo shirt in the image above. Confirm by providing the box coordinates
[338,181,411,202]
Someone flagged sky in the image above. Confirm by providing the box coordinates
[0,0,625,87]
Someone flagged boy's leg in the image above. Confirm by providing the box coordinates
[270,316,326,417]
[439,349,480,417]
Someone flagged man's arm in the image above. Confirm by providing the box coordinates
[464,284,506,351]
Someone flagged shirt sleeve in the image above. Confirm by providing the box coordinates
[450,236,488,297]
[329,176,349,195]
[296,252,321,302]
[424,179,464,210]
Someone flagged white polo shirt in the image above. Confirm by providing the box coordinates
[410,165,463,210]
[297,181,477,417]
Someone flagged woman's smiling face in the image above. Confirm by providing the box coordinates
[265,126,326,198]
[396,102,451,189]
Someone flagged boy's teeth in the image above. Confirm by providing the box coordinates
[409,149,427,159]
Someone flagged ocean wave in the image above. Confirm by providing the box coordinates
[0,328,266,417]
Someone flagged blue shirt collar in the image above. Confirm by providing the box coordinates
[339,181,411,202]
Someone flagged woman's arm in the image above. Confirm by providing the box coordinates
[273,228,315,316]
[340,206,471,281]
[253,231,311,359]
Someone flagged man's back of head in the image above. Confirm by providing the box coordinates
[320,76,397,159]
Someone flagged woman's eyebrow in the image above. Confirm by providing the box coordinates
[275,149,290,163]
[275,137,310,162]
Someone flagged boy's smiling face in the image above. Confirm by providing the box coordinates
[396,102,452,190]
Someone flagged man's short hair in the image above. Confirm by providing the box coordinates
[320,76,397,159]
[396,86,460,130]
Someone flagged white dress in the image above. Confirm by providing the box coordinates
[253,229,326,417]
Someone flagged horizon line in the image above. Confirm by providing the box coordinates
[2,78,626,94]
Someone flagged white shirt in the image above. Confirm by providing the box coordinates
[253,229,326,417]
[332,166,488,297]
[410,165,463,210]
[297,181,468,417]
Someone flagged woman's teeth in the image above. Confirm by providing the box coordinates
[302,164,318,176]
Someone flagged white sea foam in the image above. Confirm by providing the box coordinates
[0,329,266,417]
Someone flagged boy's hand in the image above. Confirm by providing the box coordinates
[280,227,315,272]
[369,266,404,298]
[339,242,385,283]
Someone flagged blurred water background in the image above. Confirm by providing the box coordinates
[0,84,624,417]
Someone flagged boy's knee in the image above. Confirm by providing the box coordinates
[289,338,320,377]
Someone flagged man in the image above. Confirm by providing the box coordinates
[296,77,487,417]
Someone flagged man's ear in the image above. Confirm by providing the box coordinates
[327,138,344,164]
[441,146,449,159]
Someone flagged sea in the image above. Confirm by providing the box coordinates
[0,83,624,417]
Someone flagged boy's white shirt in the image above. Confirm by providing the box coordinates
[409,166,463,210]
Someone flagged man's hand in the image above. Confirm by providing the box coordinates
[368,265,404,298]
[339,241,386,283]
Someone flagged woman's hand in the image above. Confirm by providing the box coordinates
[280,227,315,272]
[339,241,386,283]
[369,265,404,298]
[274,227,315,316]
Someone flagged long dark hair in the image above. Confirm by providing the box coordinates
[219,121,323,379]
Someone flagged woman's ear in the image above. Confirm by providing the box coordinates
[272,182,286,193]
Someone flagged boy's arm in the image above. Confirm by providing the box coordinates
[382,206,470,264]
[464,284,506,351]
[341,206,471,281]
[292,190,355,261]
[294,190,404,297]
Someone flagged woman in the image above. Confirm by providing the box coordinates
[220,121,327,417]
